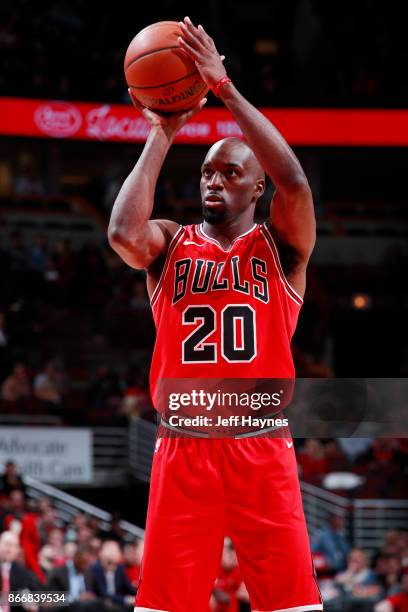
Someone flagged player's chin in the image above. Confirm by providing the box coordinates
[202,203,227,225]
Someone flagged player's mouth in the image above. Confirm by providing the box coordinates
[204,194,225,208]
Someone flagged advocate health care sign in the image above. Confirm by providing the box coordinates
[0,427,92,484]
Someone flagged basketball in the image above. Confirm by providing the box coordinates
[124,21,208,113]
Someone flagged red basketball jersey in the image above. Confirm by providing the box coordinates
[149,222,302,405]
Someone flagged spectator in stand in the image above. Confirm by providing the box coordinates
[297,438,328,484]
[120,367,150,420]
[33,359,67,409]
[210,537,247,612]
[66,511,88,542]
[46,528,66,565]
[14,160,45,199]
[1,362,31,402]
[380,555,404,597]
[87,365,121,415]
[324,439,348,472]
[64,541,78,562]
[338,438,374,463]
[3,490,44,582]
[103,513,125,543]
[311,514,350,573]
[38,504,63,544]
[46,543,97,611]
[89,540,135,610]
[0,460,26,495]
[123,539,143,589]
[0,530,41,612]
[28,234,48,275]
[39,543,57,578]
[335,548,381,603]
[76,525,95,546]
[88,537,103,564]
[383,531,403,556]
[375,571,408,612]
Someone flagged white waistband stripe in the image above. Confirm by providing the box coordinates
[134,608,170,612]
[253,605,323,612]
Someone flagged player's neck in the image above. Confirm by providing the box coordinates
[202,217,255,249]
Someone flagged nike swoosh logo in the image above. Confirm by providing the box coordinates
[286,441,293,448]
[183,240,205,246]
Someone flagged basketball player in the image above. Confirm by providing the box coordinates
[108,16,322,612]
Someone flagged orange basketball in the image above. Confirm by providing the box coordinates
[124,21,208,113]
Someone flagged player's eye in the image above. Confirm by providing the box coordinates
[226,169,237,177]
[202,168,213,178]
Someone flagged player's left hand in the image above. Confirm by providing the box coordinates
[178,16,227,90]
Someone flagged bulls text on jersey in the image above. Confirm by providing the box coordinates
[172,255,269,304]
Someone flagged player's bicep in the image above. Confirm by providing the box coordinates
[109,219,180,270]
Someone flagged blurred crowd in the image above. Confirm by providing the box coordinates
[0,227,155,424]
[311,515,408,612]
[1,461,408,612]
[0,0,406,107]
[297,438,407,499]
[0,463,142,611]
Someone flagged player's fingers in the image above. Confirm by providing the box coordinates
[178,36,200,60]
[184,16,199,32]
[183,16,209,48]
[197,24,213,47]
[179,20,203,50]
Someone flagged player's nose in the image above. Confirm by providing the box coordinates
[207,171,223,189]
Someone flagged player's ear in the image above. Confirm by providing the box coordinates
[254,179,265,199]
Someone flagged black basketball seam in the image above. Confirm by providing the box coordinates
[125,45,185,70]
[129,70,205,91]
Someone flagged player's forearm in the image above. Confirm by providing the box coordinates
[220,83,308,192]
[108,126,173,242]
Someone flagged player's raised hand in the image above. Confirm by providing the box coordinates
[178,17,227,89]
[128,88,207,137]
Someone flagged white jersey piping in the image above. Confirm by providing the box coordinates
[150,225,184,309]
[197,223,258,252]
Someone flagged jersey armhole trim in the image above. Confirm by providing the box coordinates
[150,225,184,308]
[261,223,304,306]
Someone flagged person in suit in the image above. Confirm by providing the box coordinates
[0,530,41,612]
[0,461,26,496]
[88,541,135,611]
[45,544,99,612]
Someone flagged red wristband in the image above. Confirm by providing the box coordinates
[212,76,232,97]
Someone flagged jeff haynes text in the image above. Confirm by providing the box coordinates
[167,415,289,428]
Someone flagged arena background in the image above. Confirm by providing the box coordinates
[0,1,407,611]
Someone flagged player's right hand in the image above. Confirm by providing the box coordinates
[128,88,207,136]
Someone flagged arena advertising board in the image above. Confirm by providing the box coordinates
[1,97,408,146]
[0,427,92,484]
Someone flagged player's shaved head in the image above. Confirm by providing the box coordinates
[204,138,265,181]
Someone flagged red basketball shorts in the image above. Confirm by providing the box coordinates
[134,436,323,612]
